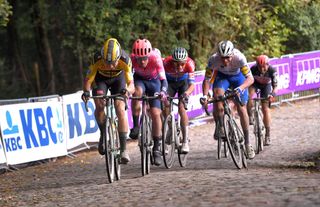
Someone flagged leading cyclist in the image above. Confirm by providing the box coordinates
[247,55,278,146]
[202,40,255,159]
[129,38,168,166]
[163,47,195,154]
[81,38,135,164]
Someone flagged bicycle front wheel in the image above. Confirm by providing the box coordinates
[105,118,115,183]
[140,114,152,176]
[224,114,243,169]
[162,114,175,169]
[178,127,188,167]
[254,110,263,154]
[112,120,121,181]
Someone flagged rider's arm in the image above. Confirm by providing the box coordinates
[156,52,168,92]
[239,65,254,91]
[270,66,278,95]
[120,52,135,95]
[83,64,97,92]
[185,59,196,96]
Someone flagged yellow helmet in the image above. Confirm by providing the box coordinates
[101,38,121,64]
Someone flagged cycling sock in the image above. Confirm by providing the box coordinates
[181,126,189,143]
[265,127,270,137]
[98,122,106,137]
[153,137,162,151]
[218,116,224,128]
[243,129,249,145]
[119,132,128,152]
[133,115,139,128]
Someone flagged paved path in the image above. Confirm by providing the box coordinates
[0,98,319,207]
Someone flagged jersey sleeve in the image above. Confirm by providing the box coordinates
[187,58,196,84]
[205,57,214,81]
[270,66,278,88]
[119,50,134,85]
[156,54,166,80]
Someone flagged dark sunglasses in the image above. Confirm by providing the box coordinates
[136,56,148,61]
[173,61,186,66]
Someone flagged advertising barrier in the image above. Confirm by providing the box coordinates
[0,50,319,166]
[62,92,100,151]
[0,100,67,165]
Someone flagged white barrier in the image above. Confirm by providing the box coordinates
[0,100,67,165]
[62,92,100,152]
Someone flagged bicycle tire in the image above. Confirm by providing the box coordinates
[217,135,222,160]
[113,120,121,181]
[224,114,243,169]
[223,140,229,158]
[105,118,115,183]
[177,125,188,167]
[162,114,175,169]
[233,119,247,169]
[140,114,148,176]
[258,109,266,147]
[145,115,152,175]
[254,110,263,154]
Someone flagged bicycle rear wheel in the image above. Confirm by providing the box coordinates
[105,118,115,183]
[224,114,243,169]
[162,114,175,169]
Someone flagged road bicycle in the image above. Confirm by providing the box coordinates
[130,94,161,176]
[250,90,269,154]
[201,89,247,169]
[162,96,188,168]
[85,93,125,183]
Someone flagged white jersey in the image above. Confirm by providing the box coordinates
[206,49,250,76]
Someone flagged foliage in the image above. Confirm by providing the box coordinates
[0,0,11,27]
[0,0,319,98]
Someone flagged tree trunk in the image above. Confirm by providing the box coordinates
[7,0,29,85]
[32,0,56,94]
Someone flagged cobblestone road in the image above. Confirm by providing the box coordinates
[0,98,319,207]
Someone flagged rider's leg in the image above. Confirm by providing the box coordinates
[214,88,225,138]
[247,86,255,125]
[179,102,190,153]
[261,84,273,145]
[129,85,143,139]
[262,101,271,145]
[115,99,130,163]
[150,107,163,166]
[93,87,107,155]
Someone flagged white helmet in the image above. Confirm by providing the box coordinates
[218,40,234,57]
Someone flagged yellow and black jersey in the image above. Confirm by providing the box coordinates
[85,49,133,85]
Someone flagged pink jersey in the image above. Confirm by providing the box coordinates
[163,56,195,82]
[131,49,166,80]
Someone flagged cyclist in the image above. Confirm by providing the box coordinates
[163,47,195,154]
[201,40,255,159]
[129,38,168,166]
[81,38,135,164]
[247,55,278,146]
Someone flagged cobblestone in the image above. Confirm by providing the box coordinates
[0,98,319,207]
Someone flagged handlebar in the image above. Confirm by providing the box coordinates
[84,93,128,112]
[167,96,188,110]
